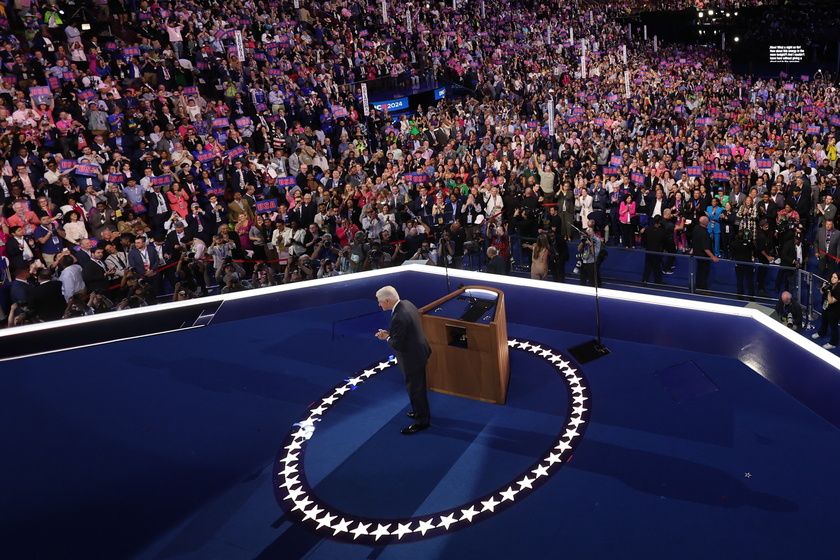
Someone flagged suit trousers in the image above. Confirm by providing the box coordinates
[403,364,431,426]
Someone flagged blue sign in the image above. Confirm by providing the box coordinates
[434,87,447,100]
[371,97,409,112]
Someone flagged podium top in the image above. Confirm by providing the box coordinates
[421,286,503,324]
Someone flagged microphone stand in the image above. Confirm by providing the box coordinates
[569,224,610,363]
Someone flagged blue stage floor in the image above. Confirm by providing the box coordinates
[2,270,839,560]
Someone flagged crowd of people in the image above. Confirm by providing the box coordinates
[0,0,839,339]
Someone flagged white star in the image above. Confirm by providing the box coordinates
[481,497,500,512]
[566,374,582,384]
[539,348,554,357]
[555,360,570,368]
[280,452,299,464]
[569,416,586,428]
[316,512,337,529]
[532,464,550,478]
[346,376,363,386]
[332,517,352,536]
[508,339,520,347]
[284,487,305,501]
[280,463,298,477]
[518,341,533,350]
[555,440,572,453]
[460,506,479,522]
[284,440,302,451]
[361,369,377,377]
[370,523,392,540]
[573,394,588,405]
[391,522,413,539]
[572,405,589,417]
[744,472,752,478]
[437,513,458,529]
[529,345,544,354]
[291,497,313,512]
[545,452,563,465]
[548,354,563,363]
[297,418,316,428]
[376,361,391,370]
[279,475,299,489]
[563,428,580,440]
[302,505,323,521]
[350,521,371,540]
[309,405,327,416]
[334,386,349,395]
[517,476,535,490]
[499,486,518,501]
[415,519,436,535]
[322,395,338,405]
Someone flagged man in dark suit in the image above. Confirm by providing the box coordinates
[815,219,840,276]
[375,286,432,435]
[128,235,160,279]
[692,216,720,292]
[30,267,66,321]
[485,246,507,274]
[82,247,113,293]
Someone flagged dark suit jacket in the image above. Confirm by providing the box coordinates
[83,260,110,292]
[486,255,507,274]
[387,299,431,374]
[815,227,840,262]
[6,236,32,271]
[128,246,160,276]
[30,280,66,321]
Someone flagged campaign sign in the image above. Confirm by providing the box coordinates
[266,114,280,123]
[267,68,283,77]
[235,117,252,129]
[276,176,296,189]
[108,173,126,183]
[196,62,209,70]
[789,122,802,131]
[801,75,811,82]
[75,164,99,177]
[205,186,225,196]
[151,175,172,187]
[330,105,348,118]
[59,159,76,171]
[784,83,794,91]
[610,155,622,167]
[719,146,731,156]
[526,121,539,129]
[603,166,619,176]
[47,76,60,91]
[831,116,840,127]
[105,41,118,51]
[727,125,741,136]
[212,118,230,129]
[138,12,152,21]
[226,145,247,159]
[182,86,198,96]
[631,172,645,186]
[686,166,702,177]
[256,198,278,214]
[756,159,773,169]
[123,47,141,57]
[195,150,215,163]
[78,90,96,101]
[807,125,821,135]
[30,86,51,98]
[712,170,729,181]
[62,71,77,81]
[593,117,604,126]
[132,202,147,215]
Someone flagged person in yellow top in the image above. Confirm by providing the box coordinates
[827,137,837,168]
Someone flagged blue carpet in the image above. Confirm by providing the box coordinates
[4,300,840,560]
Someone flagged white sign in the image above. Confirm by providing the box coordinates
[234,30,245,61]
[361,83,370,117]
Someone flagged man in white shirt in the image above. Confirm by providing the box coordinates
[57,254,86,301]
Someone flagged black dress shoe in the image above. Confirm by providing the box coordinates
[400,423,429,435]
[406,411,417,419]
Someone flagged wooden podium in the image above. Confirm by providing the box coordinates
[419,286,510,404]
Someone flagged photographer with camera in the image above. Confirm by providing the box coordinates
[774,291,803,331]
[811,272,840,350]
[731,229,756,300]
[576,227,602,287]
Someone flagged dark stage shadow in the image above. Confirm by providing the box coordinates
[570,439,799,512]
